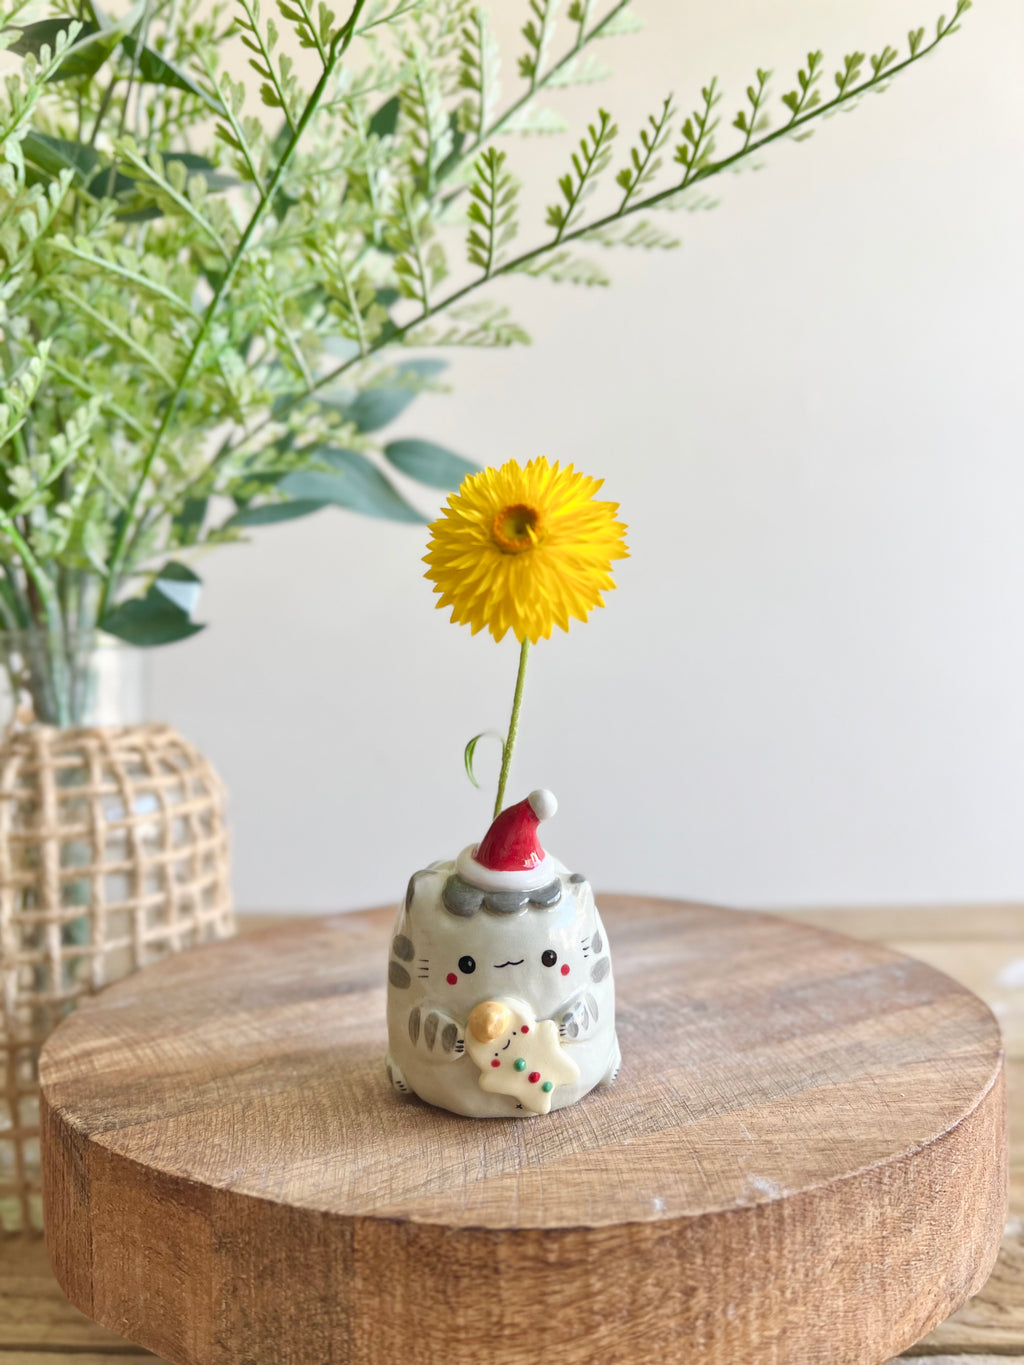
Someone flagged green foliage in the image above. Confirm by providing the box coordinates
[732,69,769,151]
[0,0,972,723]
[518,0,558,90]
[464,728,505,789]
[100,562,205,645]
[278,448,425,521]
[466,146,518,274]
[384,437,478,489]
[458,7,499,138]
[546,107,617,240]
[674,79,721,183]
[617,96,672,209]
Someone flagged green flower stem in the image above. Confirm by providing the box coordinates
[494,637,531,819]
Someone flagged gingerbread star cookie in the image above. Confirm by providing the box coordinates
[466,997,580,1115]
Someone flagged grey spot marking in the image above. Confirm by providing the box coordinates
[585,992,599,1022]
[389,961,411,989]
[484,889,529,915]
[393,934,415,962]
[441,1022,458,1053]
[591,956,610,983]
[443,875,482,917]
[566,1017,579,1039]
[424,1012,439,1049]
[569,872,586,884]
[409,1006,421,1045]
[591,929,603,954]
[529,880,561,908]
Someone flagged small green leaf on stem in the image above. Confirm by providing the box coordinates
[465,730,506,789]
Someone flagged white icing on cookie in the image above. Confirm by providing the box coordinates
[466,996,580,1116]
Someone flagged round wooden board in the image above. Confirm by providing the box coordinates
[40,897,1007,1365]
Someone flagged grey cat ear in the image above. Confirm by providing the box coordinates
[406,865,451,916]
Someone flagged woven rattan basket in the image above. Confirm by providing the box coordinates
[0,722,234,1232]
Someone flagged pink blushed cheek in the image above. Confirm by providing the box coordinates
[521,1025,530,1034]
[446,973,457,985]
[560,963,570,976]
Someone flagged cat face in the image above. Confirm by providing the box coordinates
[391,863,611,1019]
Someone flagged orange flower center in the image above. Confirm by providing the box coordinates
[491,503,543,553]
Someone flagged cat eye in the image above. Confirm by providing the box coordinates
[541,949,558,967]
[458,955,476,974]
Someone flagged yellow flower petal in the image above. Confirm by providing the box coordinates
[424,457,629,644]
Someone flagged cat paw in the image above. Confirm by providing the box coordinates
[599,1039,622,1087]
[386,1055,410,1095]
[559,994,595,1040]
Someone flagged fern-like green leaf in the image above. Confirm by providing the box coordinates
[780,50,824,124]
[616,95,673,209]
[673,78,721,184]
[458,6,501,138]
[518,0,559,90]
[414,300,530,347]
[545,106,617,241]
[501,104,566,135]
[732,68,770,150]
[466,147,519,275]
[583,218,680,250]
[511,248,609,285]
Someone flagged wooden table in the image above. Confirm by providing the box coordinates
[4,904,1021,1364]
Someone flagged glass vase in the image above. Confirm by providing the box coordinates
[0,628,233,1233]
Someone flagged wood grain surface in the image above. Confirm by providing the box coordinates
[37,897,1008,1365]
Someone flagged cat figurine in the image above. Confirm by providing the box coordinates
[385,790,620,1118]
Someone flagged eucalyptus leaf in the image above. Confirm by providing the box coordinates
[44,24,123,80]
[122,38,225,112]
[344,387,418,433]
[384,439,478,491]
[343,360,448,433]
[88,151,234,210]
[174,496,208,545]
[100,560,204,645]
[153,560,202,615]
[162,152,236,192]
[368,94,400,137]
[99,594,204,646]
[278,450,425,522]
[22,132,102,185]
[224,499,327,528]
[10,0,145,80]
[7,18,97,60]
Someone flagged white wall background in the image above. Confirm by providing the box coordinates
[151,0,1024,914]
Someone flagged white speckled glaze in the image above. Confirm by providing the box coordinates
[385,856,619,1118]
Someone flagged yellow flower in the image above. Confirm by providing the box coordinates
[424,457,629,643]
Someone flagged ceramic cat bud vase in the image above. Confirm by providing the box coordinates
[386,790,620,1118]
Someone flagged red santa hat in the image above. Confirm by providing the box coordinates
[456,790,558,891]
